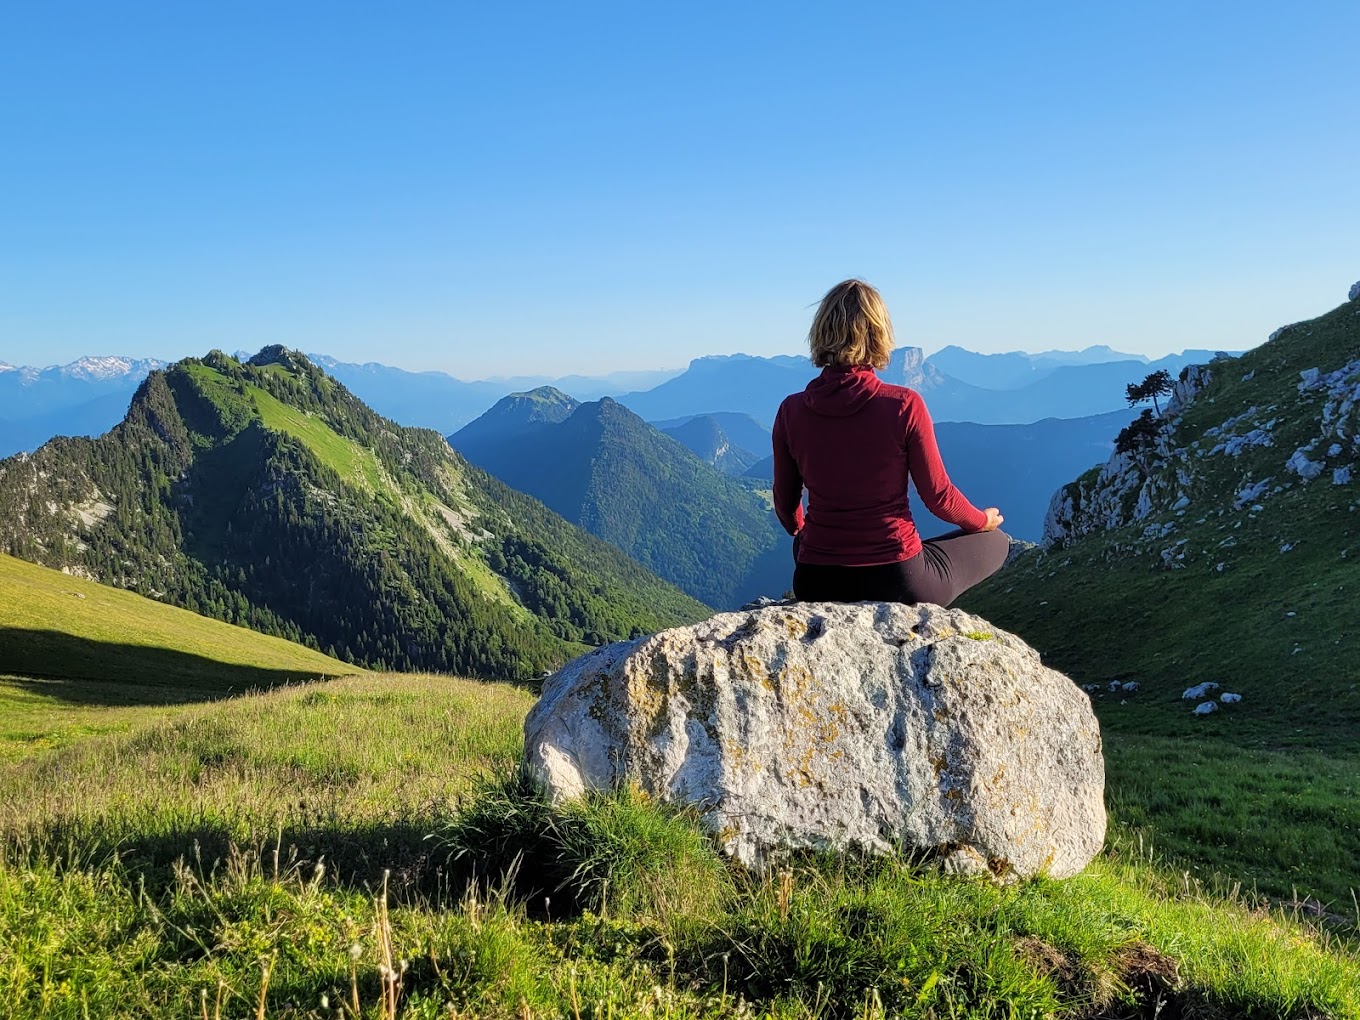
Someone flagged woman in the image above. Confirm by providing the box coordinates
[772,279,1009,607]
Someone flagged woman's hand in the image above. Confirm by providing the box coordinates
[981,508,1004,532]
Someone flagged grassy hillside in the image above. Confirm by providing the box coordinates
[3,669,1357,1019]
[0,553,358,759]
[962,296,1360,906]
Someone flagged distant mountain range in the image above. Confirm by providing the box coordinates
[0,349,706,678]
[0,356,166,458]
[2,343,1242,458]
[612,347,1238,426]
[307,356,679,435]
[450,390,788,607]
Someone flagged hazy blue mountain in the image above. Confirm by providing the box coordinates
[744,409,1128,543]
[0,392,136,458]
[0,356,163,419]
[451,386,581,459]
[615,348,951,425]
[652,411,772,455]
[621,348,1236,426]
[307,355,511,434]
[481,368,682,401]
[310,356,681,434]
[924,345,1143,390]
[450,396,787,607]
[657,415,761,475]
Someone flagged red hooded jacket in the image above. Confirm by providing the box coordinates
[771,364,988,565]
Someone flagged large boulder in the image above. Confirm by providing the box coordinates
[524,602,1106,880]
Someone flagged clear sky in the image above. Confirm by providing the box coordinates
[1,2,1357,378]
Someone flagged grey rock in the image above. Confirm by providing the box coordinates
[1336,466,1354,486]
[524,602,1106,880]
[1183,681,1221,700]
[1220,693,1243,704]
[1298,367,1322,392]
[1350,280,1360,302]
[1286,448,1325,481]
[1167,364,1212,416]
[1193,701,1219,716]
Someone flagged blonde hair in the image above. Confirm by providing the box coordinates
[808,279,895,370]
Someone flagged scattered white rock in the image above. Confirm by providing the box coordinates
[1233,478,1272,509]
[1220,693,1243,704]
[1298,368,1322,392]
[1183,682,1222,700]
[1286,448,1325,481]
[1193,701,1218,716]
[1172,495,1190,511]
[1121,681,1140,692]
[1336,467,1353,486]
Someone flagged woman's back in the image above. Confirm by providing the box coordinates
[773,363,987,566]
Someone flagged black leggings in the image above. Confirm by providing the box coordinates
[792,529,1011,608]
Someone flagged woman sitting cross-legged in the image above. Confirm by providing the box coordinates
[773,279,1010,607]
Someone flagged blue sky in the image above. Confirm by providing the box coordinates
[1,2,1356,378]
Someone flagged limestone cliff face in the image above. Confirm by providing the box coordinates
[524,601,1106,880]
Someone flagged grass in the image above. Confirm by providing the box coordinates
[0,553,358,758]
[250,385,393,497]
[2,671,1358,1019]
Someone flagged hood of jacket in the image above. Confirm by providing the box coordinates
[802,365,882,417]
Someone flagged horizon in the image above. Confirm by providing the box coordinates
[1,4,1356,375]
[0,335,1252,383]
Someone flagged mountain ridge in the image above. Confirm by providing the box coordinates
[0,347,707,679]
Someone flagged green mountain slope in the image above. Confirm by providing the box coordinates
[961,289,1360,902]
[0,349,707,680]
[452,395,789,607]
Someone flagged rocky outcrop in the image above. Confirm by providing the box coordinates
[1348,280,1360,302]
[524,602,1106,880]
[1165,364,1212,417]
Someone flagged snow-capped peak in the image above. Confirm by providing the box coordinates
[61,356,161,381]
[0,362,15,373]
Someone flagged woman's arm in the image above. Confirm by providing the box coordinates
[771,404,805,536]
[905,395,990,532]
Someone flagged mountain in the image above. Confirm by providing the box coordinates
[0,348,707,679]
[451,396,788,607]
[0,392,135,458]
[451,386,580,452]
[925,344,1146,390]
[0,356,166,456]
[308,356,682,434]
[617,348,1239,426]
[743,410,1128,543]
[0,356,165,418]
[307,355,512,434]
[911,411,1130,541]
[656,414,763,475]
[959,284,1360,902]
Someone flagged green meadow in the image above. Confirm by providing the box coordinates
[2,557,1359,1018]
